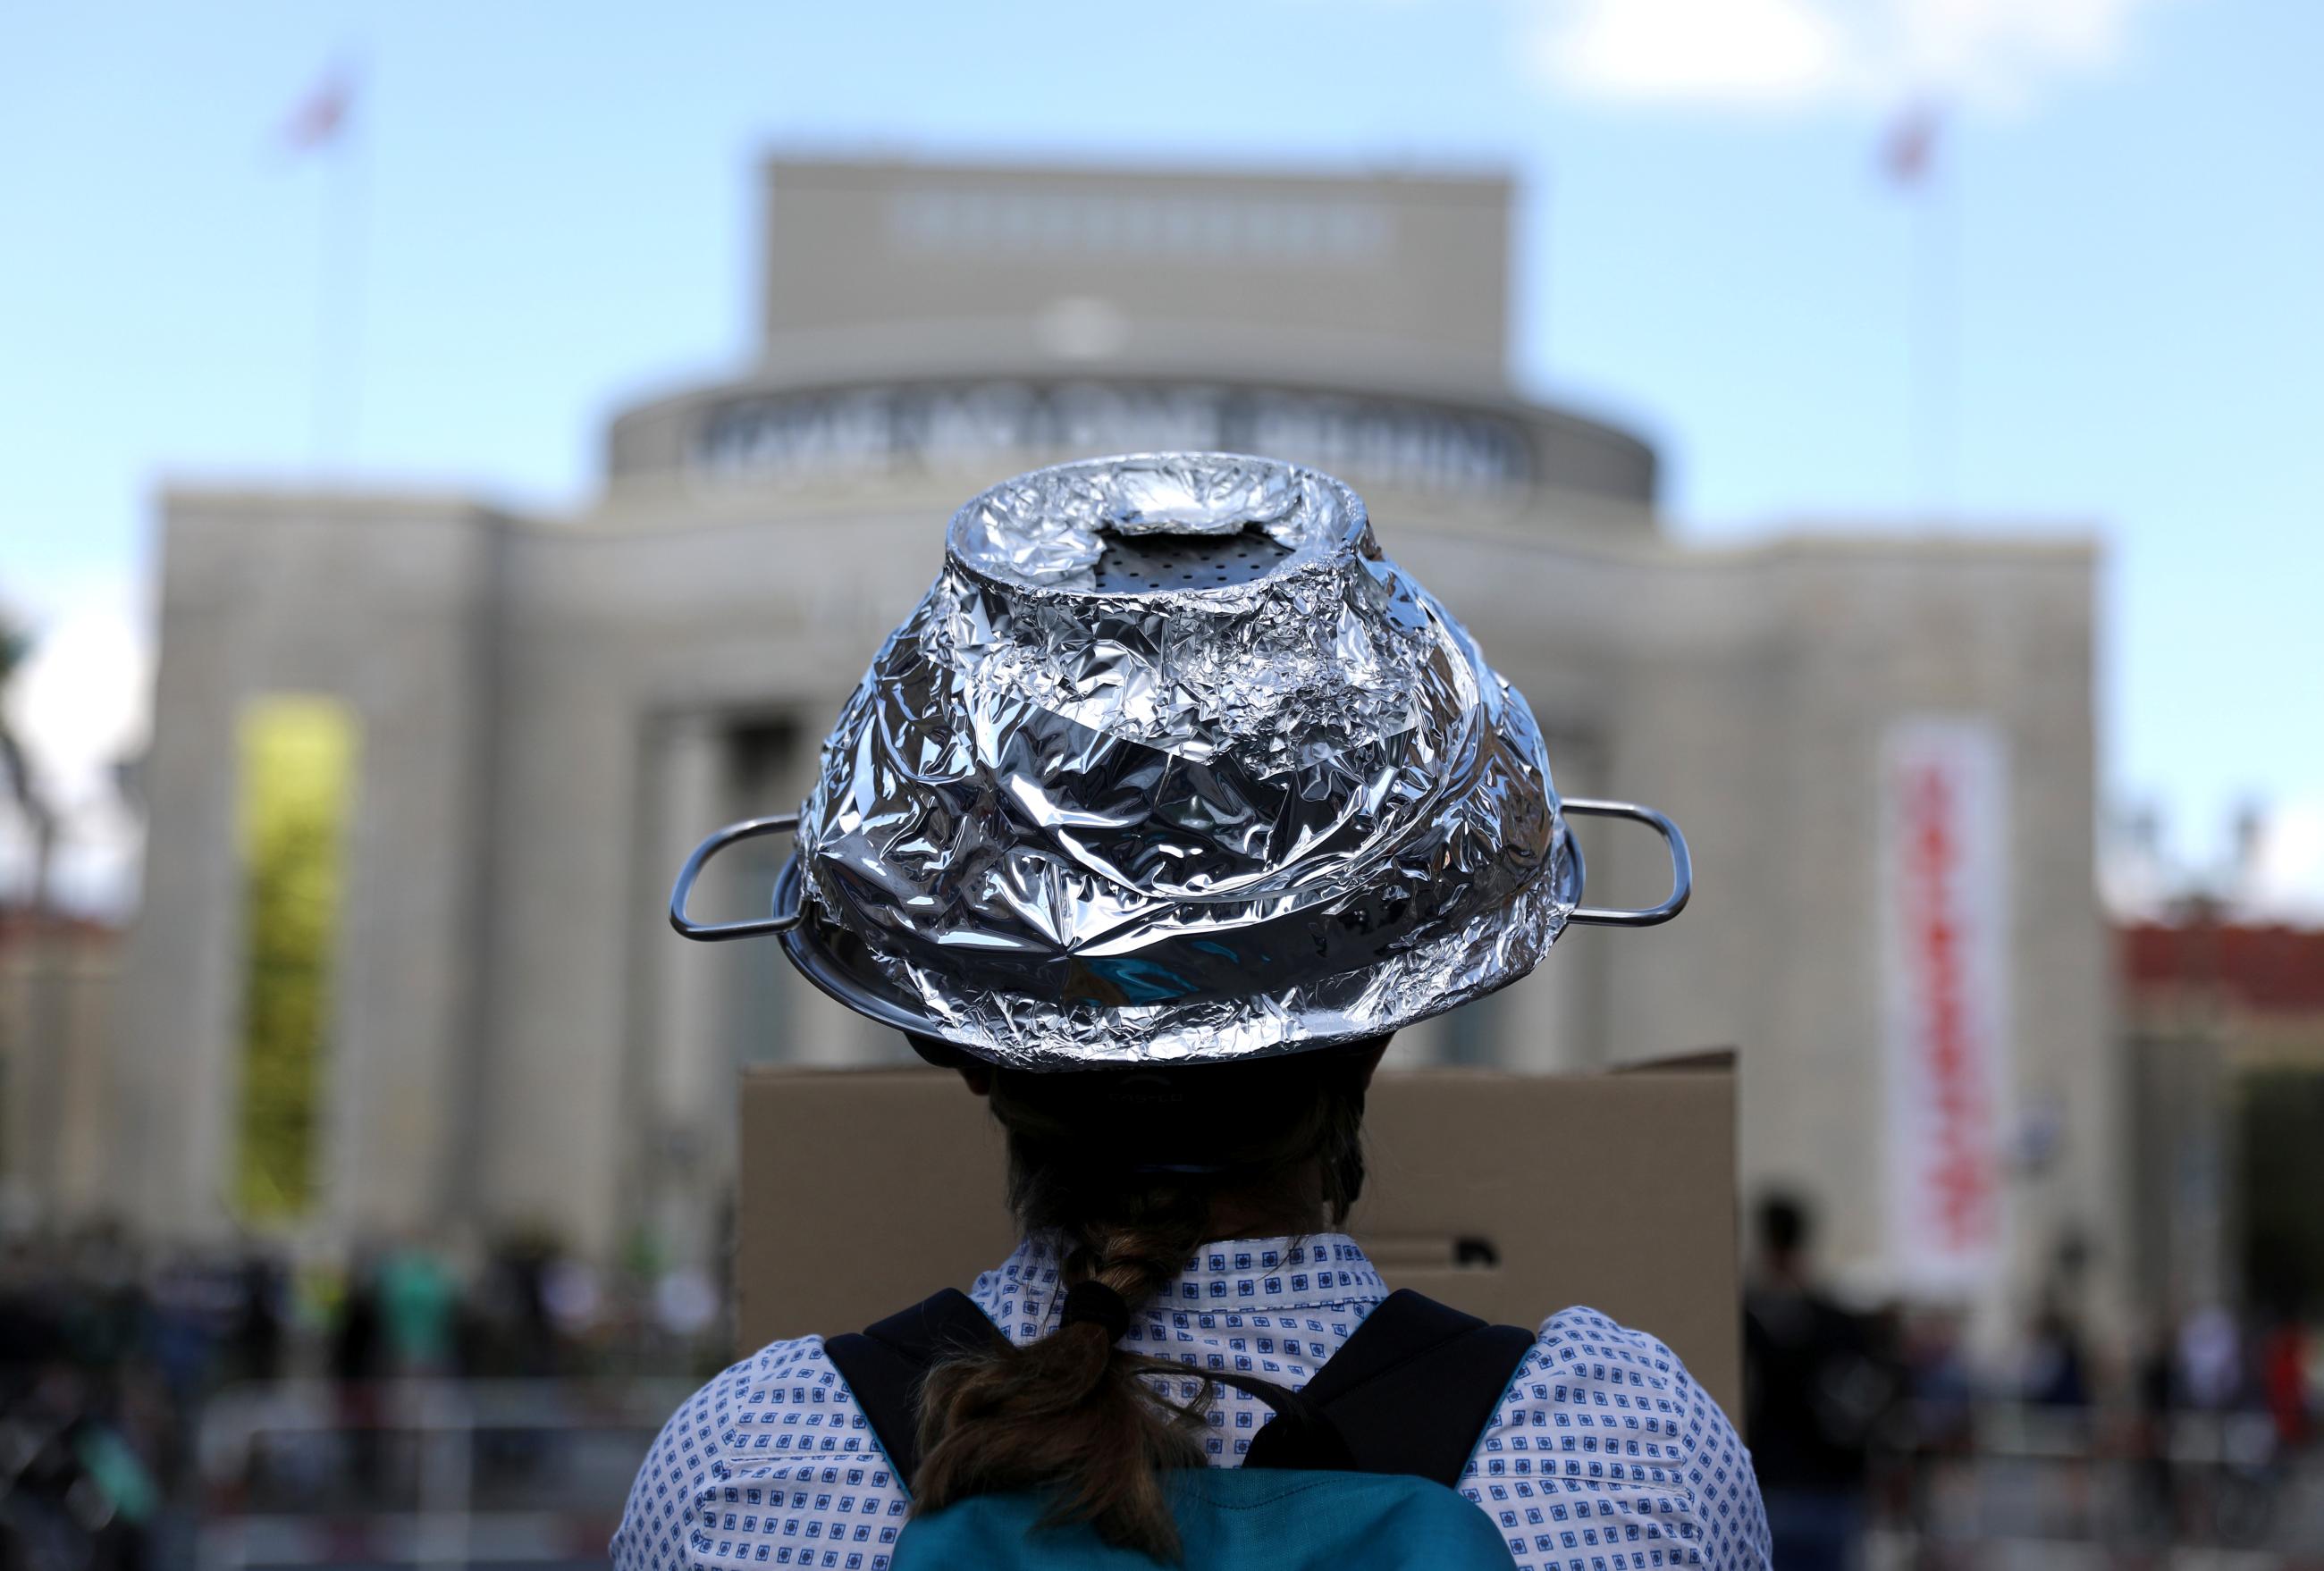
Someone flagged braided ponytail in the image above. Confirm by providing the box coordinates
[908,1041,1379,1559]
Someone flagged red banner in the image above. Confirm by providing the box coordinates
[1881,718,2008,1290]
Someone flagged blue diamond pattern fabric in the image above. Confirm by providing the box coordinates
[610,1233,1771,1571]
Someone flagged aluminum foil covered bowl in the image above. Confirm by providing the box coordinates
[670,453,1690,1069]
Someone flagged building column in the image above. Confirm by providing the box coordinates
[633,712,732,1276]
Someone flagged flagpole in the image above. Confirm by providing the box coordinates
[1916,133,1959,523]
[311,58,366,475]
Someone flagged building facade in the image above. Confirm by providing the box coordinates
[111,157,2121,1332]
[2121,917,2324,1320]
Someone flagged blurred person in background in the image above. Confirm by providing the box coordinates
[1743,1191,1895,1571]
[2166,1302,2282,1548]
[467,1233,562,1379]
[2022,1297,2092,1409]
[2261,1306,2311,1454]
[1890,1306,1974,1553]
[328,1248,387,1495]
[2177,1304,2246,1411]
[375,1240,457,1378]
[2132,1315,2182,1538]
[223,1252,286,1388]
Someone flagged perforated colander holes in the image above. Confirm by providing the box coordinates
[1089,530,1294,592]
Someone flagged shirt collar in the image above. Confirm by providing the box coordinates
[970,1231,1386,1332]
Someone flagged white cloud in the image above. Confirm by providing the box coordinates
[2244,799,2324,925]
[0,587,151,918]
[1522,0,2171,113]
[5,604,149,812]
[1528,0,1851,107]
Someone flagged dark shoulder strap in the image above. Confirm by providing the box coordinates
[822,1289,1004,1486]
[1242,1290,1535,1486]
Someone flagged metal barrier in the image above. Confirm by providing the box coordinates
[192,1387,2324,1567]
[1863,1403,2323,1565]
[195,1379,694,1571]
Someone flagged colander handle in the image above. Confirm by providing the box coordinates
[669,814,804,941]
[1562,798,1693,928]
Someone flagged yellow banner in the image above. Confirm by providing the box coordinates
[235,696,359,1222]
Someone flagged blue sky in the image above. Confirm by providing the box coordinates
[2,0,2320,912]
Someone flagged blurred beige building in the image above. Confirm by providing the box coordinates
[103,157,2118,1331]
[0,915,120,1224]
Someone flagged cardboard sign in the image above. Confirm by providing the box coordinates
[736,1054,1740,1423]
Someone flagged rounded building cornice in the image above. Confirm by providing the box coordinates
[603,357,1658,521]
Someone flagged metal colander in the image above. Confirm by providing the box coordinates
[671,452,1688,1069]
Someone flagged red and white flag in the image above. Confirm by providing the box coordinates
[282,63,355,154]
[1882,101,1941,188]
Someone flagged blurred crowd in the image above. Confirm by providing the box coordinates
[1744,1193,2324,1567]
[5,1204,2322,1570]
[0,1222,725,1571]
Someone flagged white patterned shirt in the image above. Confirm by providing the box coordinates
[611,1233,1771,1571]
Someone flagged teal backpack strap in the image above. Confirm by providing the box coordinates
[824,1289,1005,1484]
[1242,1290,1535,1485]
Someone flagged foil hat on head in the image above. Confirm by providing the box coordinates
[669,452,1690,1070]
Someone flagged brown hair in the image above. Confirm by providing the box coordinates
[906,1040,1381,1559]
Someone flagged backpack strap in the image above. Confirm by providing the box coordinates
[1242,1290,1536,1486]
[822,1289,1005,1486]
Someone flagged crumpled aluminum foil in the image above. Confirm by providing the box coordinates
[786,452,1575,1068]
